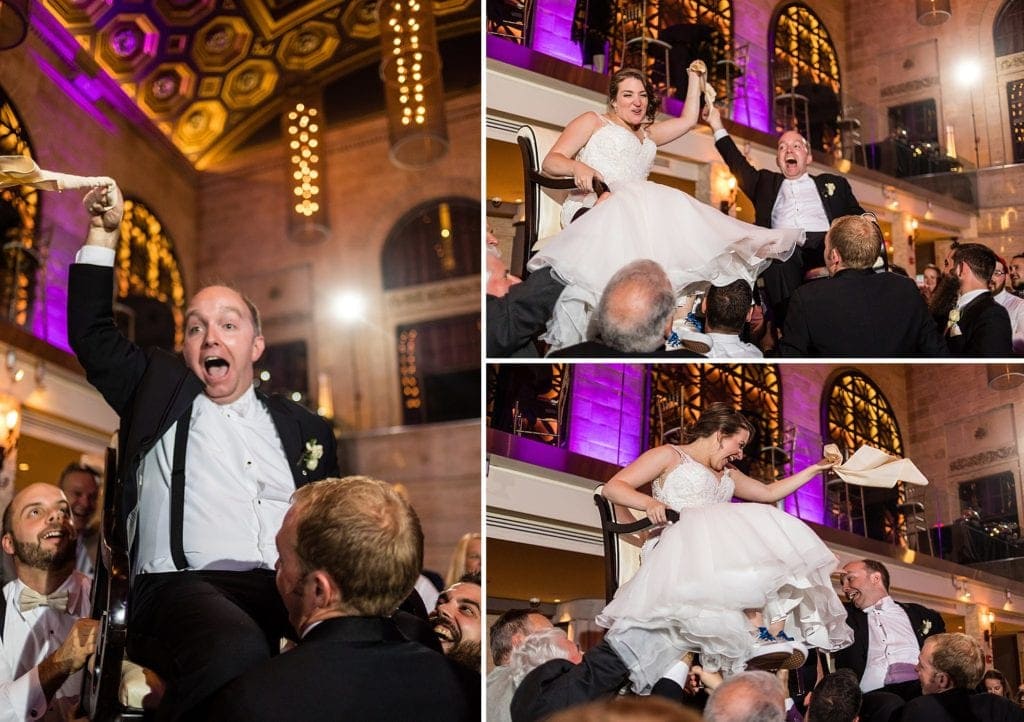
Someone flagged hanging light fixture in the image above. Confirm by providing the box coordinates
[379,0,449,168]
[283,92,330,244]
[916,0,951,26]
[986,364,1024,390]
[0,0,29,50]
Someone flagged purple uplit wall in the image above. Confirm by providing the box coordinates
[781,376,826,525]
[732,14,771,134]
[530,0,584,65]
[567,364,646,466]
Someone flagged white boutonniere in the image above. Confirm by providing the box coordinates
[824,182,836,197]
[920,619,932,636]
[300,439,324,472]
[947,307,961,337]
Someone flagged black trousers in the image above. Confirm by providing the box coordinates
[759,231,827,328]
[127,569,290,722]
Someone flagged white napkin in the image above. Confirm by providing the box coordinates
[823,443,928,488]
[0,156,114,192]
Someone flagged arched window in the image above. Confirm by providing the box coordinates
[381,197,479,289]
[115,198,186,351]
[823,370,904,542]
[0,88,42,328]
[649,364,783,481]
[771,4,841,151]
[994,0,1024,57]
[384,197,480,425]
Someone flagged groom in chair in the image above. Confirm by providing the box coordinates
[706,105,866,328]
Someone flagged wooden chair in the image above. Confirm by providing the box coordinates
[513,125,609,279]
[593,484,678,602]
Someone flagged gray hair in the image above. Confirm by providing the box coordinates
[595,259,675,353]
[508,627,575,687]
[704,671,786,722]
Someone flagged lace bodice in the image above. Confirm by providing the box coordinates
[560,117,657,226]
[652,449,735,510]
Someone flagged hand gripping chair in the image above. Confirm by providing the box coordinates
[81,447,163,721]
[513,125,609,279]
[593,484,679,602]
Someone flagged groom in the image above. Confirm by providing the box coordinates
[706,105,866,327]
[67,183,340,719]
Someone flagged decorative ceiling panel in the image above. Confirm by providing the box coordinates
[39,0,478,168]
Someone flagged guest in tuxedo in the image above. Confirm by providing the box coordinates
[57,462,99,577]
[991,255,1024,353]
[702,280,762,358]
[901,633,1024,722]
[946,243,1013,357]
[780,215,947,357]
[706,104,865,327]
[0,483,99,720]
[68,182,340,719]
[487,245,566,357]
[835,559,944,700]
[489,609,556,722]
[549,260,705,358]
[510,629,694,722]
[206,476,469,721]
[703,670,787,722]
[1010,253,1024,298]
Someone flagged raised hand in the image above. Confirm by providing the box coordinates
[83,182,123,249]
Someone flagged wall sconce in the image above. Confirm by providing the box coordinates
[917,0,951,26]
[984,610,995,643]
[986,364,1024,390]
[717,173,738,214]
[1004,589,1013,610]
[5,350,23,382]
[883,185,899,211]
[952,576,971,601]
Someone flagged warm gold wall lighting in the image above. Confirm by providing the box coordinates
[284,94,330,244]
[379,0,448,168]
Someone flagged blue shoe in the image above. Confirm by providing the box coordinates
[746,628,807,671]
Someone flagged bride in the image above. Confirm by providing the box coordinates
[528,66,802,351]
[596,403,852,692]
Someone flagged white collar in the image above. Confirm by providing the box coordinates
[195,384,259,419]
[957,289,987,309]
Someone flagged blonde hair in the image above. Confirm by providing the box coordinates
[444,531,481,587]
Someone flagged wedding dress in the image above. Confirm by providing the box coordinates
[597,447,852,692]
[526,116,802,350]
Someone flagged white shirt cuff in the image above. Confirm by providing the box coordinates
[713,128,730,141]
[74,245,115,267]
[661,660,690,687]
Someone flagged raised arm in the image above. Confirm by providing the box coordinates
[601,445,679,525]
[647,67,704,146]
[730,457,835,503]
[542,111,604,192]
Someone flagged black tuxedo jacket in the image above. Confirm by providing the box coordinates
[900,687,1024,722]
[946,292,1014,357]
[206,616,470,721]
[67,263,339,567]
[487,267,565,357]
[715,133,864,237]
[780,269,948,357]
[833,600,944,682]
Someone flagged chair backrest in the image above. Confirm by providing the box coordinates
[82,446,144,720]
[513,125,609,278]
[593,484,679,602]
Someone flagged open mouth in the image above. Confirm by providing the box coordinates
[846,589,860,604]
[431,617,460,648]
[204,356,230,380]
[39,527,67,543]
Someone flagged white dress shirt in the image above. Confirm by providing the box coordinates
[860,595,921,693]
[705,333,763,359]
[0,572,91,722]
[75,244,295,575]
[771,174,830,233]
[994,289,1024,354]
[956,289,986,311]
[136,388,294,573]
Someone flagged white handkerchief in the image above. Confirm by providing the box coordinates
[825,444,928,488]
[0,156,114,192]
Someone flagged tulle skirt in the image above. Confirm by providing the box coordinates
[596,501,853,693]
[527,180,802,350]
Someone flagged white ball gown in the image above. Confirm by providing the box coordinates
[526,115,802,350]
[596,447,853,693]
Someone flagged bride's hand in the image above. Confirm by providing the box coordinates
[644,499,669,525]
[572,161,603,194]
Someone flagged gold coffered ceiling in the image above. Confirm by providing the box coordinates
[39,0,478,168]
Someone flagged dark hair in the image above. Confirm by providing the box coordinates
[490,608,549,665]
[861,558,890,591]
[459,571,481,586]
[807,669,861,722]
[58,462,100,489]
[607,68,659,124]
[983,669,1011,698]
[680,403,755,444]
[923,263,941,277]
[705,280,752,333]
[953,243,997,284]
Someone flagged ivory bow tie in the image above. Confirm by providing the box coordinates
[18,587,70,613]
